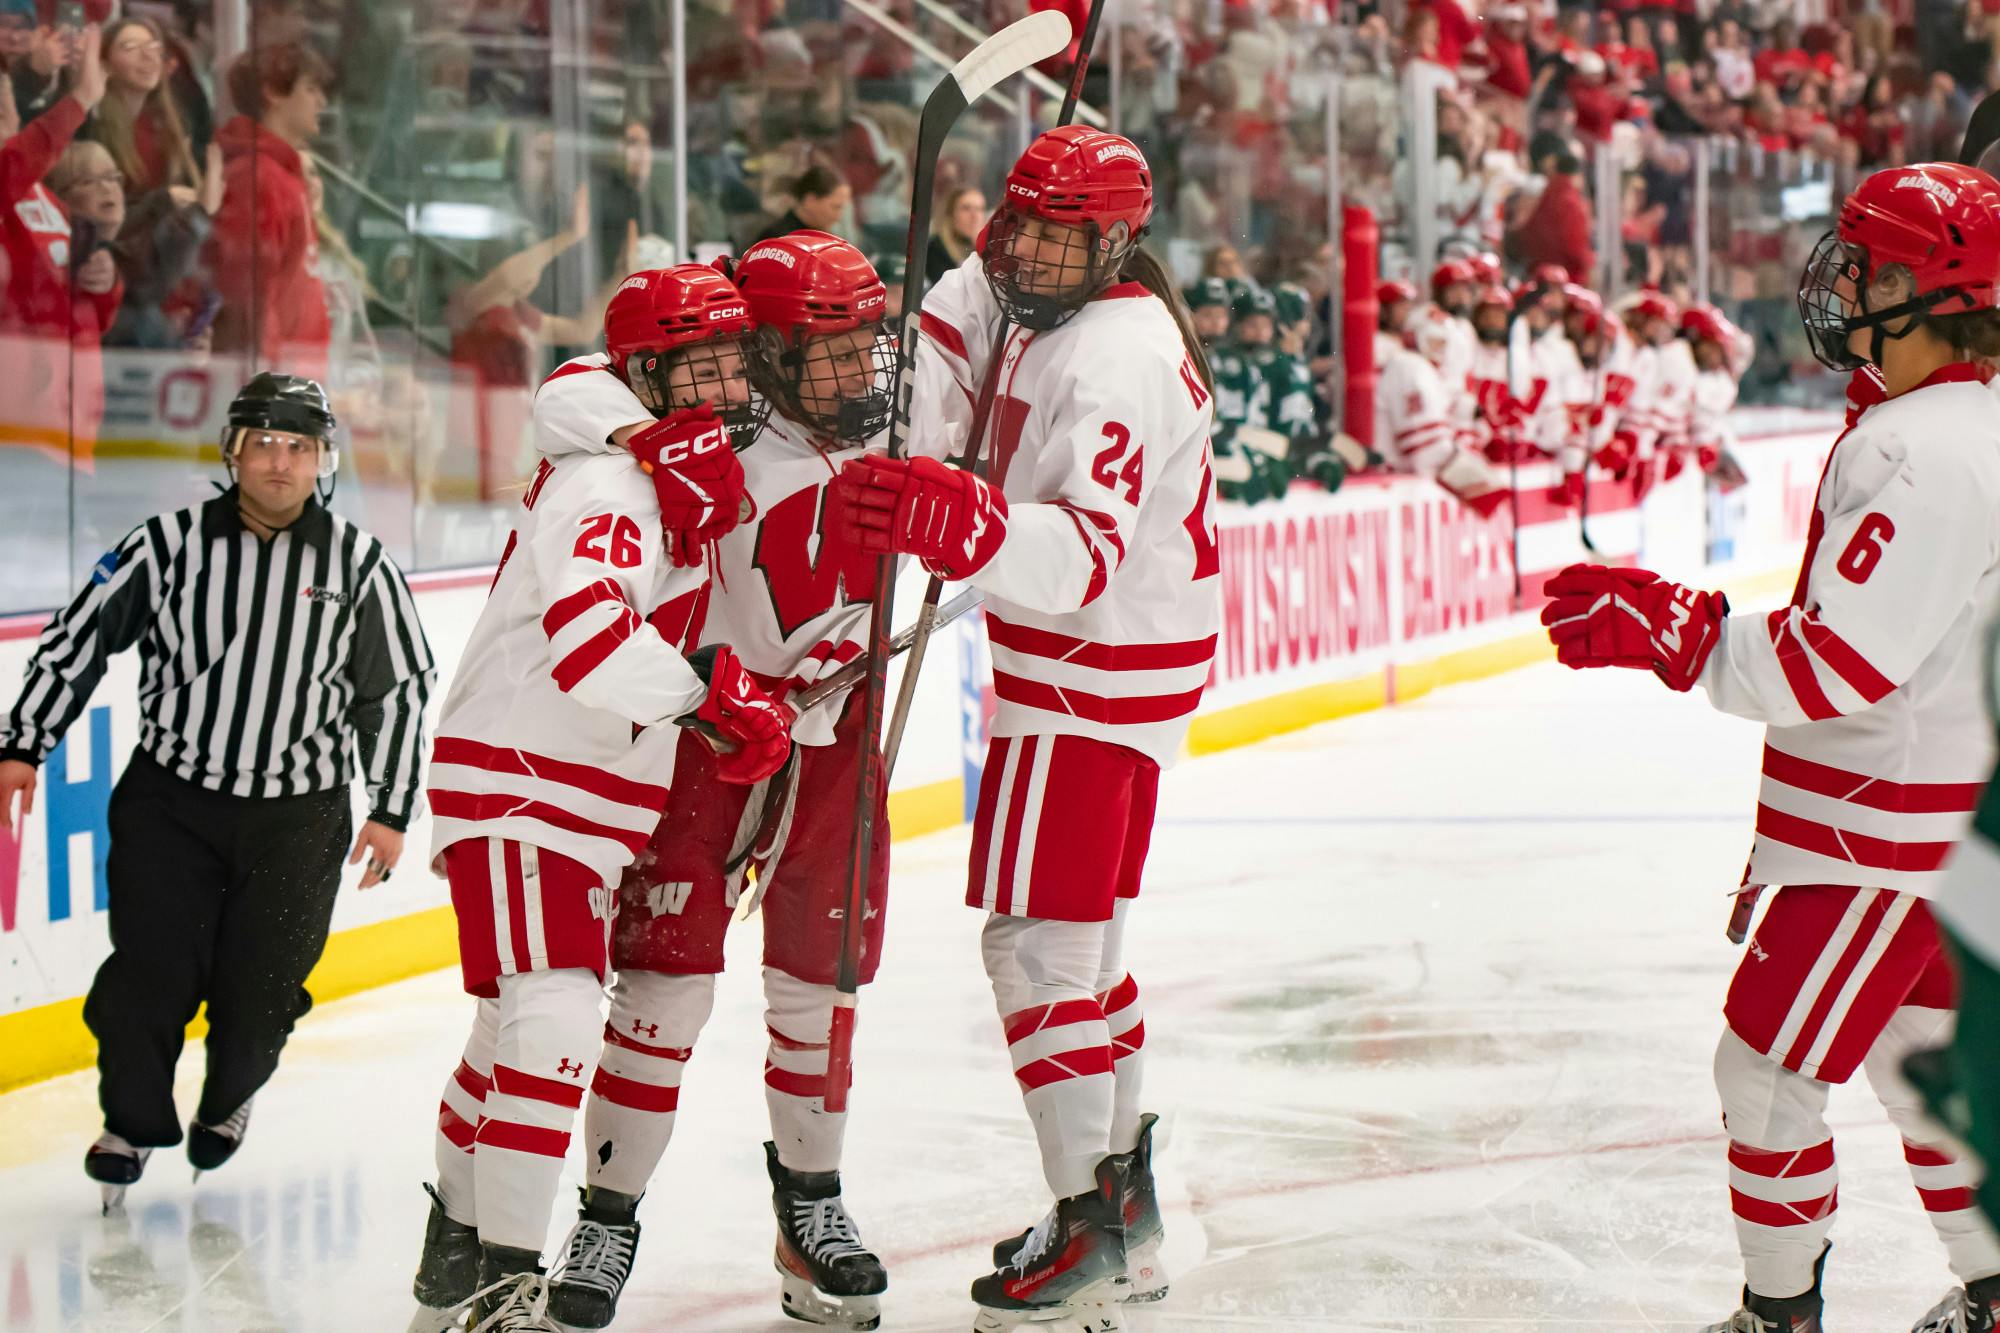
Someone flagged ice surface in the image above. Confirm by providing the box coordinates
[0,663,1969,1331]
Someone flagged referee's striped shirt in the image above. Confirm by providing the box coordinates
[0,489,436,829]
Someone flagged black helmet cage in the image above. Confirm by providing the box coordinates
[983,208,1140,331]
[1797,230,1954,372]
[624,334,772,451]
[747,321,897,444]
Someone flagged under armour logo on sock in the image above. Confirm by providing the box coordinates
[557,1058,584,1077]
[632,1020,659,1038]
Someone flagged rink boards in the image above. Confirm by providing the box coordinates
[0,424,1833,1089]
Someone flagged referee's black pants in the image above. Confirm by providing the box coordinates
[83,753,351,1147]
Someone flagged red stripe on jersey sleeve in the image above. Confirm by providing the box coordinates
[1798,617,1896,704]
[986,615,1217,671]
[1055,508,1112,607]
[1768,611,1839,721]
[543,578,626,638]
[919,312,970,365]
[551,607,642,692]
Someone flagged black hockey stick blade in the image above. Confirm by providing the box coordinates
[1960,88,2000,169]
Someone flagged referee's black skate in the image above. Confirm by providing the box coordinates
[546,1185,642,1330]
[406,1183,481,1332]
[766,1141,886,1330]
[993,1114,1166,1302]
[971,1157,1128,1331]
[84,1131,151,1215]
[187,1097,252,1178]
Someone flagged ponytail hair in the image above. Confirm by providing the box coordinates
[1121,244,1214,395]
[1922,307,2000,362]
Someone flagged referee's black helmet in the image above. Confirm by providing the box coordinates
[223,373,340,502]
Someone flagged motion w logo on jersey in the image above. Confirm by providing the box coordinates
[752,485,879,639]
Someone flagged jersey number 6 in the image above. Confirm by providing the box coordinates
[1835,512,1895,585]
[575,513,645,569]
[1091,422,1144,504]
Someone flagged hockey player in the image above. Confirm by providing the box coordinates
[1211,287,1285,502]
[1468,284,1563,466]
[1431,258,1479,322]
[828,125,1218,1329]
[1267,282,1348,493]
[407,265,795,1333]
[1183,276,1233,349]
[523,232,898,1332]
[1541,161,2000,1333]
[1621,289,1695,490]
[1684,303,1752,482]
[1563,285,1642,481]
[1379,304,1508,516]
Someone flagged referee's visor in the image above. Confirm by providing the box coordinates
[224,429,339,480]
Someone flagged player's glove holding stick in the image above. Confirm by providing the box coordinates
[682,644,794,784]
[629,404,751,567]
[1539,563,1729,692]
[829,454,1009,580]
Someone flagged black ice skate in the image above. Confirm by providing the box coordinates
[1912,1273,2000,1333]
[1702,1243,1828,1333]
[993,1114,1167,1303]
[766,1140,887,1330]
[187,1097,253,1178]
[441,1243,560,1332]
[406,1183,482,1332]
[971,1156,1129,1331]
[546,1185,643,1330]
[84,1131,151,1215]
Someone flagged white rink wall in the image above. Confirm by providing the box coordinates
[0,420,1834,1026]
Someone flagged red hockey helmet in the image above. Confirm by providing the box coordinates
[1563,283,1605,339]
[733,231,894,443]
[1430,258,1477,302]
[982,126,1154,330]
[1532,263,1571,288]
[1467,251,1503,286]
[1377,278,1421,308]
[1623,288,1680,333]
[1799,161,2000,370]
[604,264,767,447]
[1473,283,1514,314]
[1679,303,1732,345]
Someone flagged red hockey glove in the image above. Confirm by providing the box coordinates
[1629,455,1658,503]
[1539,563,1729,691]
[1593,431,1636,478]
[685,644,793,784]
[1696,442,1720,474]
[830,454,1009,580]
[629,405,748,566]
[1545,471,1584,509]
[1661,444,1688,482]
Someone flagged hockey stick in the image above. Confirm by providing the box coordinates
[1576,359,1603,555]
[720,588,986,873]
[825,10,1073,1114]
[879,0,1110,781]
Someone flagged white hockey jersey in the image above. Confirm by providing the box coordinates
[1698,364,2000,896]
[1467,338,1564,456]
[1405,305,1477,439]
[1630,338,1696,452]
[1689,367,1739,457]
[535,356,879,750]
[913,256,1222,767]
[1374,332,1458,474]
[427,360,710,889]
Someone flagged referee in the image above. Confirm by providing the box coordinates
[0,373,436,1208]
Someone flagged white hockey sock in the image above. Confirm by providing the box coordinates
[434,996,497,1226]
[985,914,1114,1199]
[1727,1137,1838,1298]
[763,968,846,1175]
[1715,1028,1837,1298]
[585,969,715,1198]
[475,968,603,1252]
[1866,1006,2000,1281]
[1099,973,1146,1155]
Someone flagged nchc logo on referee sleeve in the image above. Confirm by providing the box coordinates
[300,586,351,606]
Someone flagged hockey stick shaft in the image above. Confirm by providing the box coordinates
[826,12,1071,1114]
[880,0,1108,780]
